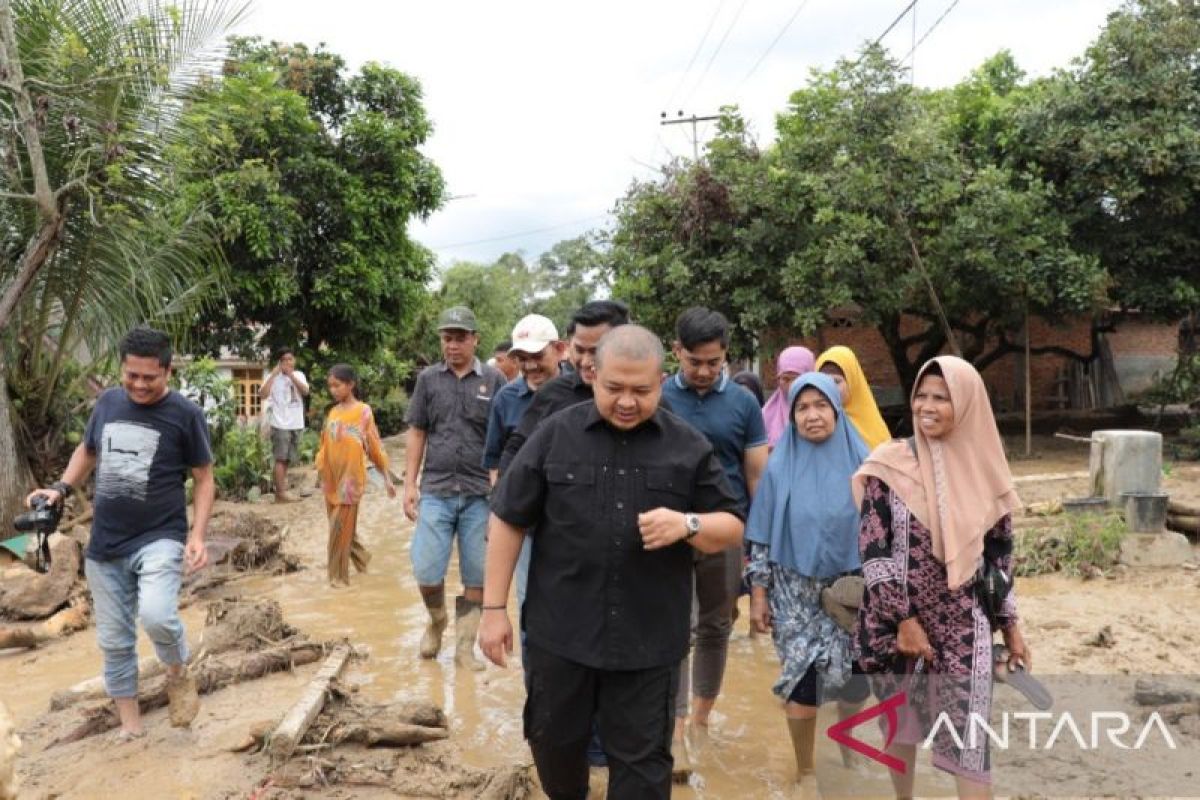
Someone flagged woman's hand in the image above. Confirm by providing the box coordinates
[1002,624,1032,672]
[896,616,934,662]
[749,587,771,634]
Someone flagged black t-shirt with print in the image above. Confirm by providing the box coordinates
[83,388,213,560]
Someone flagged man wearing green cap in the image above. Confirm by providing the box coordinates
[403,306,506,671]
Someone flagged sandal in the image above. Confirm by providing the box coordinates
[993,644,1053,710]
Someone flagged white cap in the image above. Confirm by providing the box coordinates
[509,314,559,355]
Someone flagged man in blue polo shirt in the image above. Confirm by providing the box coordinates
[482,314,567,606]
[661,306,768,772]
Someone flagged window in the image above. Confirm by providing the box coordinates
[232,368,264,418]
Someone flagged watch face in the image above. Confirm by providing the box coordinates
[686,514,700,533]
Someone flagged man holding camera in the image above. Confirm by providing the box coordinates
[26,327,214,740]
[259,347,309,504]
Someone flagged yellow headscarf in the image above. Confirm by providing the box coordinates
[815,346,891,450]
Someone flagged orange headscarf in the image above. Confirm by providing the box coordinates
[852,356,1021,589]
[816,345,891,450]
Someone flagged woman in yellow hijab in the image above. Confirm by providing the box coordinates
[816,346,891,449]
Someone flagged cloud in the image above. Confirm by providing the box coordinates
[232,0,1120,266]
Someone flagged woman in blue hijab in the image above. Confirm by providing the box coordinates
[745,372,871,790]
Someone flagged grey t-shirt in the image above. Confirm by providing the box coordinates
[83,388,213,560]
[405,359,506,496]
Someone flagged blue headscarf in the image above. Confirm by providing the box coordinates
[746,372,870,578]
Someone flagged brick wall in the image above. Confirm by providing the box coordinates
[761,314,1179,409]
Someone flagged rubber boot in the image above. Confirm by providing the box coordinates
[836,701,866,771]
[419,591,448,660]
[787,716,821,799]
[454,596,484,672]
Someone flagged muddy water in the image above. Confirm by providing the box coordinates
[231,490,961,799]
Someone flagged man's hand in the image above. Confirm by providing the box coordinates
[478,608,513,667]
[750,587,772,634]
[638,507,686,550]
[25,487,63,508]
[184,535,208,575]
[385,481,398,500]
[897,616,934,662]
[403,485,420,521]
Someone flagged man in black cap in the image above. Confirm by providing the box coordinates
[479,324,745,799]
[403,306,506,671]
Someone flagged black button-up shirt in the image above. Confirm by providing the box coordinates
[405,358,507,496]
[491,403,744,670]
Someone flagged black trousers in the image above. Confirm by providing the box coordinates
[524,642,678,800]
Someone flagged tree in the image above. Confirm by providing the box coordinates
[176,37,446,361]
[608,49,1108,391]
[1016,0,1200,320]
[0,0,242,524]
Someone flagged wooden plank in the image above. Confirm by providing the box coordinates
[268,644,352,761]
[1013,470,1090,485]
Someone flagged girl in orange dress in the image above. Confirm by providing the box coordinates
[315,364,396,586]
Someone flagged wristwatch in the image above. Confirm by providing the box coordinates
[683,513,701,541]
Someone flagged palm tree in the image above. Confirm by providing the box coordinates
[0,0,246,523]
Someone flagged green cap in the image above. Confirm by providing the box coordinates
[437,306,478,332]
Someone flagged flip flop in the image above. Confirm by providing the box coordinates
[993,644,1053,710]
[820,576,864,633]
[108,728,146,745]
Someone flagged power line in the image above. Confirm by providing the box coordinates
[899,0,962,64]
[738,0,815,88]
[871,0,918,48]
[665,0,727,110]
[681,0,751,107]
[429,215,611,251]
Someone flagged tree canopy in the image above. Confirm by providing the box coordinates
[176,37,446,360]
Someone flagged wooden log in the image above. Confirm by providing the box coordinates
[330,721,448,747]
[1013,470,1090,485]
[1166,514,1200,535]
[0,601,90,653]
[268,644,352,761]
[1168,499,1200,516]
[50,656,162,711]
[48,641,327,747]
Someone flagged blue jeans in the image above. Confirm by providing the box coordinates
[84,538,189,698]
[411,494,488,587]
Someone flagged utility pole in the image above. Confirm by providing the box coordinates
[660,111,721,162]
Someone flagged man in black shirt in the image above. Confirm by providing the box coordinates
[497,299,630,474]
[480,325,744,800]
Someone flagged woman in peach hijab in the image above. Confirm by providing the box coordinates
[852,356,1030,797]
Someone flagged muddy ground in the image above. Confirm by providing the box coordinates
[2,435,1199,799]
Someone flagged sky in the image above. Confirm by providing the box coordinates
[231,0,1124,267]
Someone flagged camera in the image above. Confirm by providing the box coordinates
[14,494,62,535]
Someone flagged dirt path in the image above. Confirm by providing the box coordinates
[2,437,1199,798]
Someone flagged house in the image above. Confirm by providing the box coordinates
[176,350,268,422]
[762,311,1182,412]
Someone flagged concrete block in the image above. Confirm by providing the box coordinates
[1118,532,1194,568]
[1089,430,1162,504]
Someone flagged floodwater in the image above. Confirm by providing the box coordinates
[4,445,1199,798]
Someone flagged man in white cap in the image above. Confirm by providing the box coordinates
[483,314,566,485]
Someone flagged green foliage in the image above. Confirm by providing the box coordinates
[1138,351,1200,405]
[1015,0,1200,319]
[211,425,273,501]
[175,358,269,499]
[608,48,1108,383]
[0,0,241,515]
[176,37,446,361]
[417,236,611,361]
[1014,513,1125,577]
